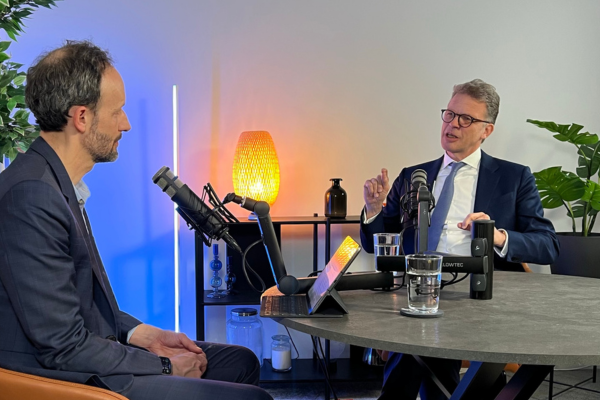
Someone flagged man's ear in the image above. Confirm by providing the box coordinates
[482,123,495,141]
[68,105,92,133]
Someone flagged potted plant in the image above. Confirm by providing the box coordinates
[0,0,61,172]
[527,119,600,278]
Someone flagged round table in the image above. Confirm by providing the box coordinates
[264,272,600,398]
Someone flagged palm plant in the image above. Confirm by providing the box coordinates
[528,119,600,236]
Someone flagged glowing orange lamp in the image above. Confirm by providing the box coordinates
[232,131,280,219]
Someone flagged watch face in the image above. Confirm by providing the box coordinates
[160,357,172,375]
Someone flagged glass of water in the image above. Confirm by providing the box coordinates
[405,254,443,313]
[373,233,401,256]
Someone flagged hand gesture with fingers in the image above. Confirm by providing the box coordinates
[363,168,391,220]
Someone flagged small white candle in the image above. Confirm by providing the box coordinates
[272,348,291,371]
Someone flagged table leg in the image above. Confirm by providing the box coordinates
[494,365,554,400]
[324,339,331,400]
[449,361,506,400]
[313,223,318,273]
[325,218,331,264]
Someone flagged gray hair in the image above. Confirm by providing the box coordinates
[25,40,113,132]
[452,79,500,124]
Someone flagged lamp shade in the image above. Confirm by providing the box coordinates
[232,131,280,206]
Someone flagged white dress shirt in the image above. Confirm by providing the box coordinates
[365,148,508,257]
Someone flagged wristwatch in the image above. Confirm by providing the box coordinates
[159,357,172,375]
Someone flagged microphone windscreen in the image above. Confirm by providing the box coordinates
[411,169,427,186]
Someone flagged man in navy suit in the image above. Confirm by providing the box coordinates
[0,41,272,400]
[360,79,559,400]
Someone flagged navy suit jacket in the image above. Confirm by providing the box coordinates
[0,138,162,392]
[360,151,559,271]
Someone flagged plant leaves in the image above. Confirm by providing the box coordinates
[0,52,10,63]
[533,166,586,209]
[7,98,17,112]
[12,75,25,86]
[582,181,600,211]
[0,41,10,52]
[527,119,598,145]
[0,0,9,7]
[576,142,600,179]
[570,200,600,218]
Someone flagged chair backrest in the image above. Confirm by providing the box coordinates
[0,367,129,400]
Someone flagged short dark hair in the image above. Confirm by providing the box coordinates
[25,40,113,132]
[452,79,500,124]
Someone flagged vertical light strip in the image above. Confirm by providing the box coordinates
[172,85,180,333]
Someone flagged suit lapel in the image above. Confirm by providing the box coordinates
[425,156,444,187]
[474,151,500,212]
[28,138,119,320]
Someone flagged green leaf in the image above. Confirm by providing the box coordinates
[0,52,10,63]
[570,200,600,218]
[527,119,598,146]
[0,0,9,7]
[533,166,586,209]
[0,41,10,52]
[576,142,600,179]
[6,29,17,41]
[7,98,17,112]
[12,95,24,104]
[12,75,25,85]
[582,181,600,211]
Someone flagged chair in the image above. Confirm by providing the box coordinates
[0,367,129,400]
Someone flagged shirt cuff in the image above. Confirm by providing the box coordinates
[127,325,141,344]
[363,206,381,224]
[494,229,509,258]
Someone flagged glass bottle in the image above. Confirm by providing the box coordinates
[271,335,292,372]
[226,308,263,366]
[324,178,347,218]
[207,244,225,298]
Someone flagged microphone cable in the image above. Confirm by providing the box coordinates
[311,335,339,400]
[240,239,267,293]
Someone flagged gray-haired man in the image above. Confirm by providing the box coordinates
[360,79,559,399]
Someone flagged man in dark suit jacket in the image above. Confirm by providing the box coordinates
[360,79,559,400]
[0,41,272,400]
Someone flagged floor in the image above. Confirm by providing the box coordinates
[261,366,600,400]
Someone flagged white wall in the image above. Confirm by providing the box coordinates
[14,0,600,358]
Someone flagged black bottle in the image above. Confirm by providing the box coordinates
[325,178,347,218]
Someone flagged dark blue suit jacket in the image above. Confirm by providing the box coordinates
[360,151,559,271]
[0,138,161,392]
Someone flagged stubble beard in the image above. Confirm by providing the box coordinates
[83,116,119,163]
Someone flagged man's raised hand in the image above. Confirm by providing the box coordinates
[364,168,391,220]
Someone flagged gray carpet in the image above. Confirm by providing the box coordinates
[261,366,599,400]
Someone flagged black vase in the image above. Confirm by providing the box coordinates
[325,178,347,218]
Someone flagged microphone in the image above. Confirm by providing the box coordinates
[408,169,428,221]
[152,166,242,254]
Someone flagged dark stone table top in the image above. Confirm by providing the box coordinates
[264,272,600,366]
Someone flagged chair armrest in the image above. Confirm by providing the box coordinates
[0,367,129,400]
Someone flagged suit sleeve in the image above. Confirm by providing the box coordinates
[0,181,162,376]
[360,169,406,253]
[504,167,560,265]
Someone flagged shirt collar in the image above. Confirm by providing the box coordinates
[442,147,482,170]
[73,180,91,206]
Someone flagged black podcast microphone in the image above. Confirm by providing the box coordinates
[152,166,243,255]
[408,169,428,221]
